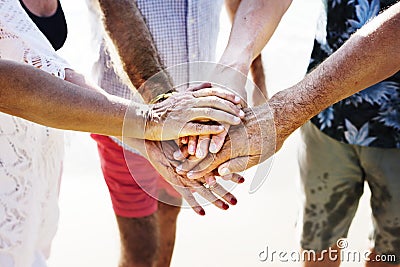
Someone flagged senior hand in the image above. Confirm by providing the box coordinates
[175,104,278,180]
[122,137,241,215]
[141,82,244,141]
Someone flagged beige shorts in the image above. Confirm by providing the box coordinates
[298,122,400,264]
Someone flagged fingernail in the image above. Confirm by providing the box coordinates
[234,96,240,103]
[219,167,230,176]
[230,198,237,205]
[189,147,195,155]
[238,177,245,184]
[187,171,194,178]
[222,203,229,210]
[209,143,217,153]
[239,110,245,117]
[234,116,241,123]
[196,150,203,158]
[176,165,183,173]
[199,209,206,216]
[173,150,182,159]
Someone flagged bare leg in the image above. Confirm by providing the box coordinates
[116,191,181,267]
[116,214,158,267]
[155,196,181,267]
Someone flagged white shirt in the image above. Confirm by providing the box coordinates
[0,1,69,266]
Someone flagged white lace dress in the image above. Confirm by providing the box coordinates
[0,1,69,266]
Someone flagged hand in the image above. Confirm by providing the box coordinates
[143,83,244,141]
[176,105,278,180]
[138,139,241,215]
[175,64,249,167]
[175,59,268,183]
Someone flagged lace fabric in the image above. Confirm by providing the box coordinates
[0,0,69,266]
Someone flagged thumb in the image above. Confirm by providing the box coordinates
[218,155,261,176]
[180,123,224,137]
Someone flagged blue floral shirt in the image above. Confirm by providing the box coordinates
[309,0,400,148]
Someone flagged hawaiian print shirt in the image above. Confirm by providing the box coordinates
[309,0,400,148]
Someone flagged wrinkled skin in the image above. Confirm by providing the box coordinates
[122,137,241,215]
[176,105,277,179]
[137,83,244,141]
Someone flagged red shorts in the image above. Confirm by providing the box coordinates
[91,134,180,218]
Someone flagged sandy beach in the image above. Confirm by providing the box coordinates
[48,1,373,266]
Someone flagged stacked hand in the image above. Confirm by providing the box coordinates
[124,80,280,215]
[123,82,247,215]
[176,105,276,180]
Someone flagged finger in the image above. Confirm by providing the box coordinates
[177,153,214,176]
[187,82,212,92]
[209,183,238,206]
[195,135,210,159]
[204,173,216,186]
[192,87,241,104]
[194,96,245,118]
[218,156,261,176]
[194,183,229,211]
[190,109,241,125]
[188,136,198,155]
[181,136,189,144]
[220,173,245,184]
[174,186,205,216]
[167,173,206,216]
[179,123,224,137]
[173,145,189,161]
[209,125,229,153]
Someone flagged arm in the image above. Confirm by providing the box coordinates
[225,0,268,103]
[203,0,292,155]
[90,0,174,102]
[269,1,400,147]
[219,0,292,98]
[0,60,129,136]
[0,60,242,139]
[184,2,400,178]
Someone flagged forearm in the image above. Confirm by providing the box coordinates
[0,60,148,137]
[225,0,268,101]
[220,0,292,74]
[93,0,174,102]
[268,2,400,145]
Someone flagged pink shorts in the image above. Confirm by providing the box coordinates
[91,134,180,218]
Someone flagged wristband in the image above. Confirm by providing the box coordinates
[149,91,176,104]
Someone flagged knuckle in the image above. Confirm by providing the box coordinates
[204,108,212,116]
[210,96,220,105]
[195,123,204,132]
[228,101,237,110]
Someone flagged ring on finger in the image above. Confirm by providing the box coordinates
[203,183,214,190]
